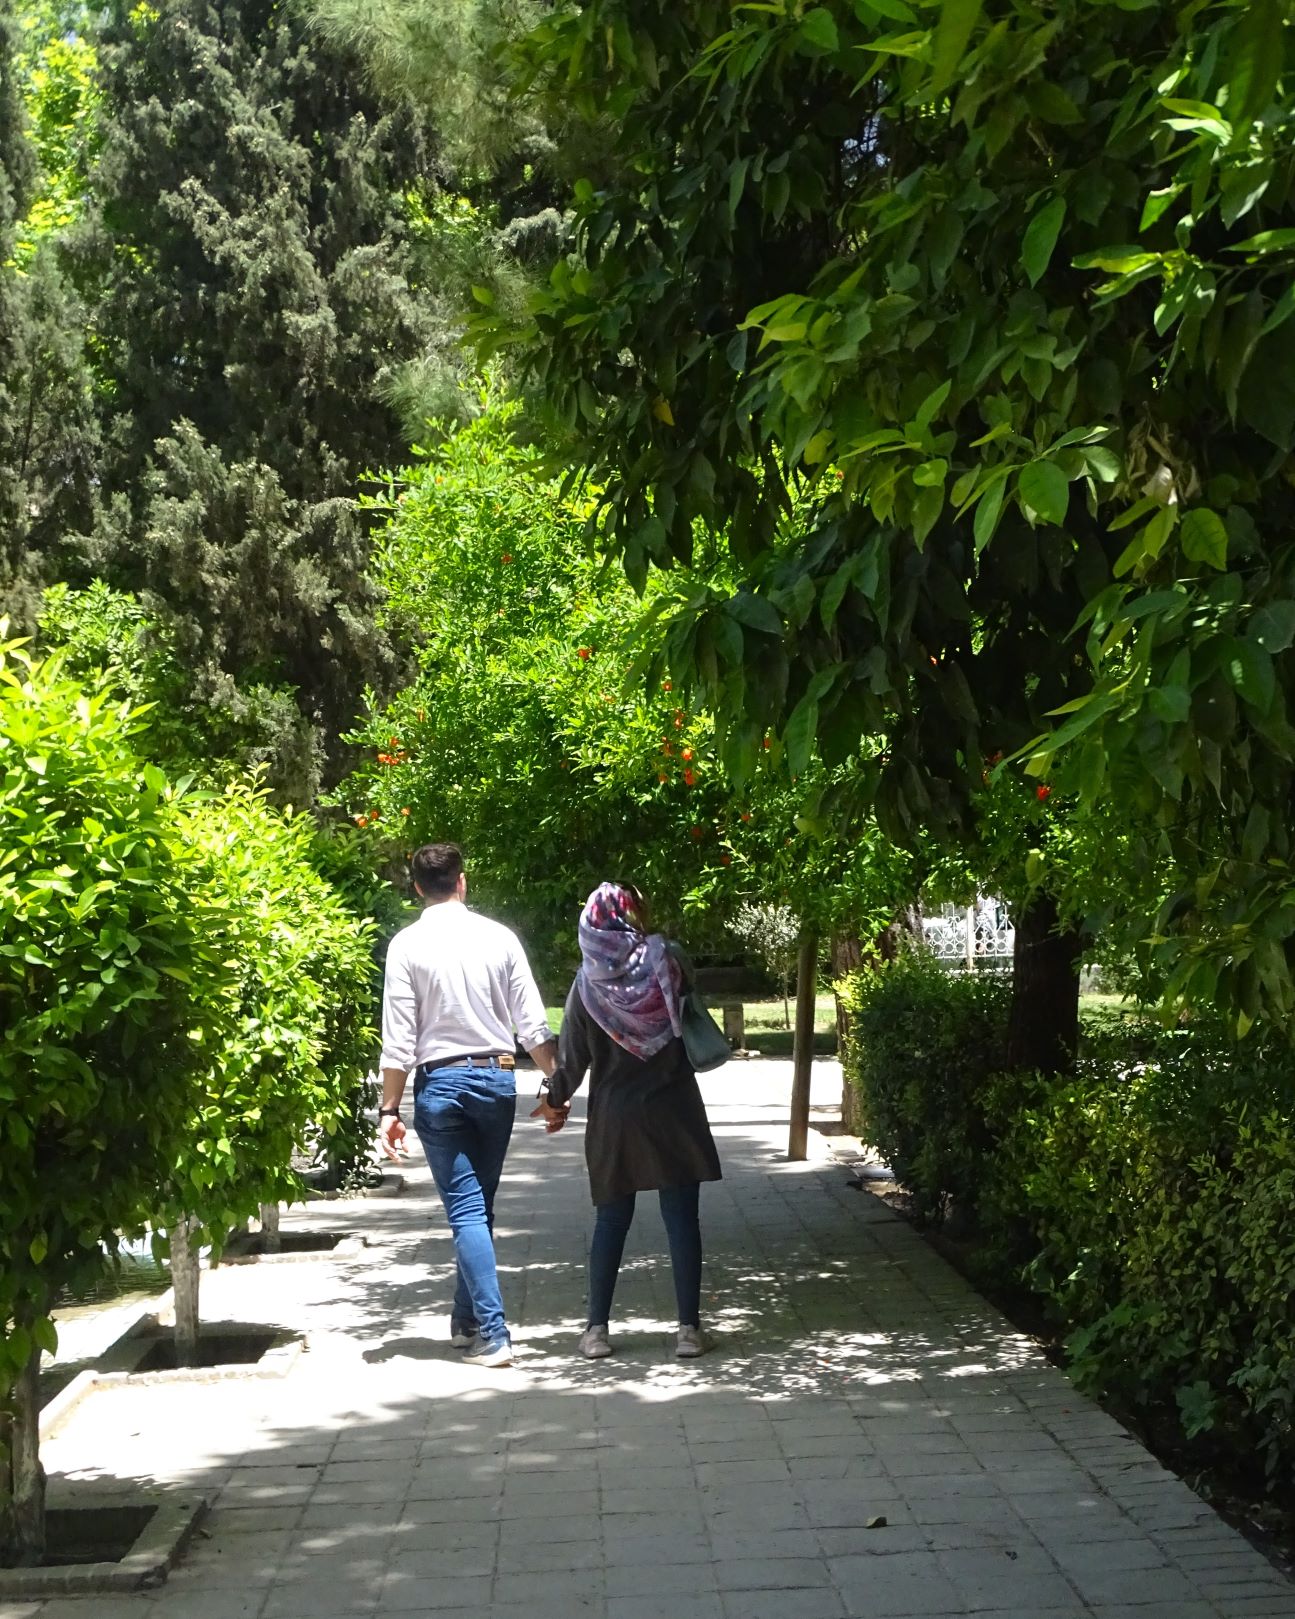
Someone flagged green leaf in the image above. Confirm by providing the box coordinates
[727,593,783,636]
[1179,508,1228,570]
[29,1232,48,1265]
[1018,461,1070,526]
[784,693,820,776]
[1225,0,1284,125]
[1082,446,1121,482]
[973,476,1007,553]
[1227,229,1295,257]
[1224,637,1276,712]
[931,0,983,95]
[1249,601,1295,654]
[1260,283,1295,338]
[1022,197,1066,287]
[1140,185,1183,231]
[798,8,840,51]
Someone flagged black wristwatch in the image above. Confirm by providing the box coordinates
[378,1106,402,1121]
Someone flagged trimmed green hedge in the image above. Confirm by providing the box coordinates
[841,954,1295,1483]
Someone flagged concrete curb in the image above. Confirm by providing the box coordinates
[0,1490,207,1596]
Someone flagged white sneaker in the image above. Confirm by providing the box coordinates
[463,1335,513,1368]
[676,1326,711,1359]
[578,1325,612,1359]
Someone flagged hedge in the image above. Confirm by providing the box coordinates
[841,952,1295,1483]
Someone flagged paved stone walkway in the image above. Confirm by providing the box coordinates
[7,1062,1294,1619]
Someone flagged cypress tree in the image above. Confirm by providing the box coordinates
[0,6,100,628]
[0,13,36,603]
[82,0,439,791]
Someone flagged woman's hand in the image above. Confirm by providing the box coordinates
[531,1097,570,1134]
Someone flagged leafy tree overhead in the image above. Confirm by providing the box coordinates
[479,0,1295,1032]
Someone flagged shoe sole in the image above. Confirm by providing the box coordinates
[464,1349,514,1368]
[580,1345,612,1359]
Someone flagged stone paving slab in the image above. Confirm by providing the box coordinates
[6,1063,1293,1618]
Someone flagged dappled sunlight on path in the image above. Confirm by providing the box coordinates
[13,1061,1293,1619]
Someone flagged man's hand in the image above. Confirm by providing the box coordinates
[377,1114,408,1160]
[530,1097,569,1135]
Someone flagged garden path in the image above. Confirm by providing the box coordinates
[6,1060,1293,1619]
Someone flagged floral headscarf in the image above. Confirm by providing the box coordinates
[576,882,683,1060]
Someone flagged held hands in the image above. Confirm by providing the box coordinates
[530,1097,570,1135]
[377,1114,408,1161]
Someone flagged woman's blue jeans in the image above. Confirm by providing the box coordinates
[413,1062,516,1347]
[588,1182,702,1329]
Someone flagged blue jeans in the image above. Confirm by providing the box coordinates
[413,1063,517,1347]
[588,1183,702,1330]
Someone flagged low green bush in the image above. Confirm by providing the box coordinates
[842,955,1295,1483]
[838,950,1013,1225]
[980,1029,1295,1482]
[162,783,380,1243]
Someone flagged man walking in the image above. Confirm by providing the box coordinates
[377,844,559,1367]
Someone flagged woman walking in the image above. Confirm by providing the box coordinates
[534,882,722,1359]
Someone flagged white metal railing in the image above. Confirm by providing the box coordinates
[922,900,1014,971]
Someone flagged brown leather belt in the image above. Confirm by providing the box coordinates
[421,1052,516,1073]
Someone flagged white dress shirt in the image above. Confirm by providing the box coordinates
[378,901,552,1076]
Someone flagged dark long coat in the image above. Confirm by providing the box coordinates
[545,979,723,1206]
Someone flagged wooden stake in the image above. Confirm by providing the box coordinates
[788,932,819,1161]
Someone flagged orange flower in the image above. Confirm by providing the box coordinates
[577,647,592,660]
[400,807,410,817]
[501,553,513,564]
[762,735,771,749]
[1036,784,1052,801]
[658,772,669,783]
[740,811,751,822]
[690,825,704,839]
[720,853,732,866]
[683,769,696,787]
[662,679,672,692]
[681,748,693,761]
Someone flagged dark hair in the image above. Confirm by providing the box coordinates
[411,843,464,900]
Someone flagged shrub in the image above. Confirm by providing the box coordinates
[0,633,235,1562]
[839,950,1013,1225]
[159,783,380,1247]
[979,1027,1295,1482]
[847,949,1295,1481]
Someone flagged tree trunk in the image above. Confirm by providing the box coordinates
[259,1202,281,1255]
[170,1217,201,1366]
[1005,892,1084,1075]
[0,1319,47,1567]
[878,902,923,961]
[788,933,820,1161]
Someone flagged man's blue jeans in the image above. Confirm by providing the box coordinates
[412,1062,516,1347]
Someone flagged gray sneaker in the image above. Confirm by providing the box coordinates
[463,1335,514,1368]
[578,1325,612,1359]
[676,1326,711,1359]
